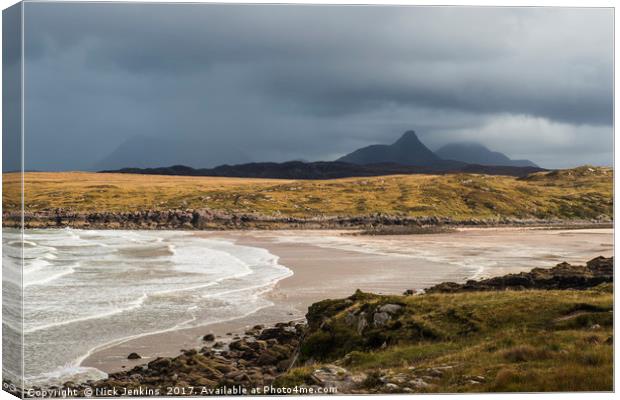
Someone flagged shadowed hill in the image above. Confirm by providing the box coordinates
[436,142,538,167]
[102,161,544,180]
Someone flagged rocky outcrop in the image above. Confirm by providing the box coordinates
[3,208,611,230]
[58,322,305,395]
[424,256,613,294]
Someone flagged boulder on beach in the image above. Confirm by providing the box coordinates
[127,352,141,360]
[203,333,216,342]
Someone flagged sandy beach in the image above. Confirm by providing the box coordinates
[80,227,613,375]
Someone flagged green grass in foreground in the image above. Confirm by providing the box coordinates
[2,166,613,221]
[278,285,613,392]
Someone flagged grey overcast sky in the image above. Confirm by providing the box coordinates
[15,3,614,170]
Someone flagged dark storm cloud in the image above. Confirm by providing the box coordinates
[21,3,613,170]
[2,3,22,172]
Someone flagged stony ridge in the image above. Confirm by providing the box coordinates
[42,323,305,397]
[425,256,613,293]
[2,208,612,230]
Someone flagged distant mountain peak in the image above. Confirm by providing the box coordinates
[393,130,423,146]
[398,129,419,140]
[337,130,446,167]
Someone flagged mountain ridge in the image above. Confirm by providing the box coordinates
[436,142,538,167]
[99,130,545,179]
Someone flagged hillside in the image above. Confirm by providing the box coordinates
[93,135,251,170]
[101,161,543,180]
[436,142,538,167]
[2,166,612,228]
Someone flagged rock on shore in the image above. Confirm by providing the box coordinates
[62,322,305,395]
[424,256,613,293]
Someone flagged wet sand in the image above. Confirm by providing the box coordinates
[82,227,613,374]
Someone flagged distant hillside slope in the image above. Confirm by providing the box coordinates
[102,161,544,180]
[94,135,251,170]
[436,142,538,167]
[337,131,457,167]
[3,167,612,224]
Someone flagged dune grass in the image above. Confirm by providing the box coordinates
[2,166,612,221]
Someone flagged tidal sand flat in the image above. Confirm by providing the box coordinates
[81,228,612,377]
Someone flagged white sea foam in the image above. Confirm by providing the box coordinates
[3,229,293,389]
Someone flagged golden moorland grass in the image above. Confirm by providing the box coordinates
[2,166,612,220]
[278,285,613,392]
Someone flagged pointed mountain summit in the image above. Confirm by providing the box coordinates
[337,130,443,166]
[436,142,538,168]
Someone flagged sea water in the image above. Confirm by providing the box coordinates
[2,229,292,389]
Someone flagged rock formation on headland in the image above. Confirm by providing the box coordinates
[425,256,613,293]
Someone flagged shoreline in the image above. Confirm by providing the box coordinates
[81,238,445,374]
[80,227,613,376]
[66,254,614,396]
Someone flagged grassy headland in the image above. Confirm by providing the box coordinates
[280,283,613,393]
[2,166,612,228]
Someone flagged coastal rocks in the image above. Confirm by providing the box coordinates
[425,256,613,293]
[5,207,612,230]
[202,333,216,342]
[353,369,441,393]
[127,353,141,360]
[74,321,304,394]
[345,311,369,334]
[378,304,403,314]
[310,365,366,392]
[361,365,466,393]
[147,357,171,370]
[373,367,483,391]
[372,303,404,327]
[258,326,298,342]
[343,303,403,331]
[373,312,390,327]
